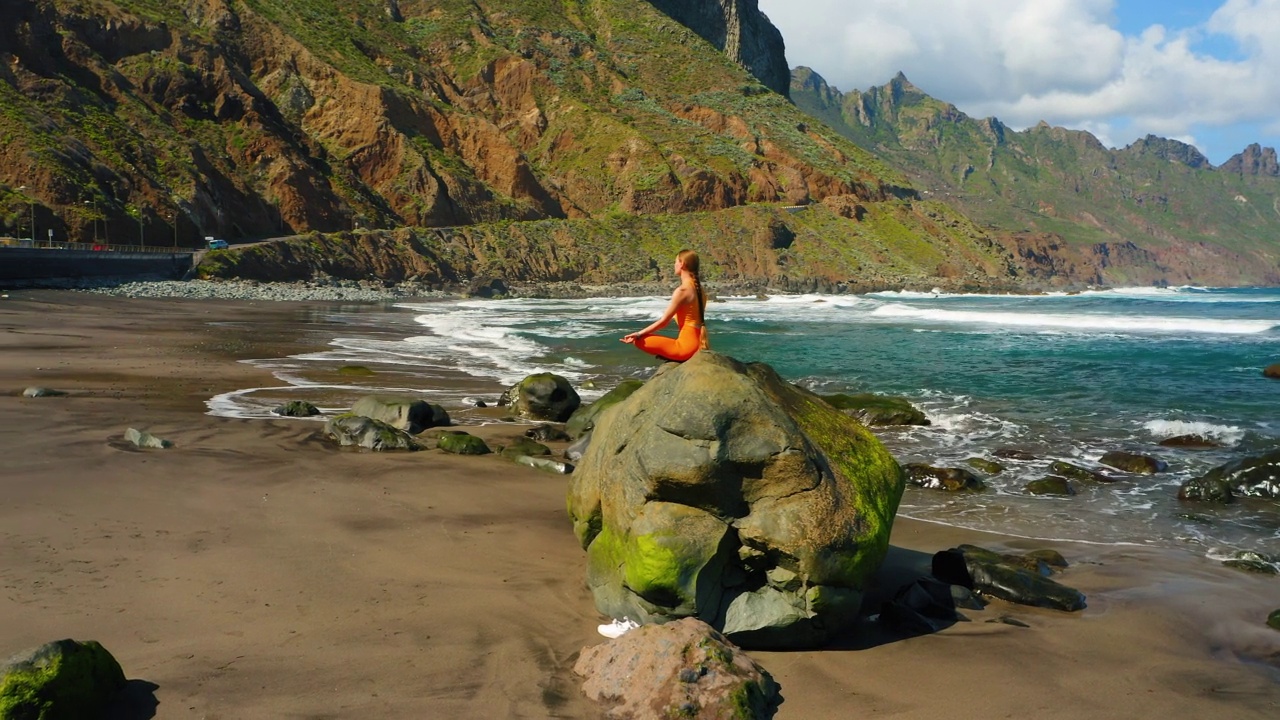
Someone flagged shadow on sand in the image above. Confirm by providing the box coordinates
[105,680,160,720]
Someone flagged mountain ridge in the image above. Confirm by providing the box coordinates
[790,66,1280,283]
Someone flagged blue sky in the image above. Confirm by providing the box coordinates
[760,0,1280,164]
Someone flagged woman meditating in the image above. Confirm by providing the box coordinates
[621,249,709,362]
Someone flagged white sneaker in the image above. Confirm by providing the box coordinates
[597,617,640,638]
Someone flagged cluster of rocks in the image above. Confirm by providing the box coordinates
[85,278,447,302]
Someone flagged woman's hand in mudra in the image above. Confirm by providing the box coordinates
[621,332,642,344]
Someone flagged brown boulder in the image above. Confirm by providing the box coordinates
[1264,363,1280,379]
[574,617,780,720]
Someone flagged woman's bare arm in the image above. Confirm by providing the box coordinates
[622,286,692,342]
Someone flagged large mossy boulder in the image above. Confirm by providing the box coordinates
[324,415,420,451]
[350,395,449,434]
[0,639,127,719]
[568,352,905,649]
[1182,449,1280,500]
[565,379,644,439]
[500,373,581,422]
[819,393,929,426]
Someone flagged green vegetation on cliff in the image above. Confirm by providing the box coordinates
[791,67,1280,284]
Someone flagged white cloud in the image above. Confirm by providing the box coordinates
[760,0,1280,159]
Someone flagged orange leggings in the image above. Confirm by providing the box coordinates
[634,324,703,362]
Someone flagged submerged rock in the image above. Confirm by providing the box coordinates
[1049,460,1112,483]
[1024,476,1076,496]
[22,387,67,398]
[565,379,644,439]
[1222,550,1279,575]
[1183,448,1280,500]
[1177,476,1234,504]
[124,427,173,449]
[500,373,581,422]
[350,395,449,434]
[324,415,419,451]
[993,447,1037,460]
[1158,434,1222,449]
[1099,451,1167,474]
[904,464,985,492]
[273,400,320,417]
[965,457,1005,474]
[573,618,780,720]
[932,544,1086,612]
[819,393,929,426]
[436,431,491,455]
[0,639,127,719]
[569,352,904,649]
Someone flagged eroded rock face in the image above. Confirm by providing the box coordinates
[568,352,904,649]
[565,379,644,439]
[574,617,780,720]
[324,415,419,451]
[645,0,790,97]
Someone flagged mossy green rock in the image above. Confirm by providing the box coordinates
[965,457,1005,474]
[501,373,581,422]
[273,400,321,417]
[437,431,491,455]
[0,639,126,720]
[1185,448,1280,499]
[324,415,420,451]
[565,379,644,439]
[500,438,552,459]
[1050,461,1112,483]
[904,464,985,492]
[338,365,374,376]
[820,393,929,426]
[1100,451,1167,474]
[569,351,904,649]
[1025,476,1076,496]
[350,395,449,434]
[1268,609,1280,631]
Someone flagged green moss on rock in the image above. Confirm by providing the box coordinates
[0,639,126,720]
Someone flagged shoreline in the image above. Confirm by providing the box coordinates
[0,290,1276,718]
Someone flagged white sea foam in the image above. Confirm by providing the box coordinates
[1142,419,1245,444]
[867,303,1278,334]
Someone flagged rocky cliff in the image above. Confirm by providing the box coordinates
[645,0,790,97]
[790,67,1280,285]
[0,0,890,247]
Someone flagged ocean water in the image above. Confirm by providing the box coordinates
[210,286,1280,560]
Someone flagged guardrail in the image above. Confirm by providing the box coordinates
[1,240,194,253]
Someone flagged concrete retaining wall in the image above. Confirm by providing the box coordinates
[0,248,195,287]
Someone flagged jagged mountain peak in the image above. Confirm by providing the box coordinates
[1220,143,1279,176]
[1121,135,1212,169]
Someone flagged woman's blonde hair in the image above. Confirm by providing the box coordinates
[677,249,710,350]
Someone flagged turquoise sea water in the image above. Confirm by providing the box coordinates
[211,286,1280,560]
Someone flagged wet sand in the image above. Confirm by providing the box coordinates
[0,290,1276,719]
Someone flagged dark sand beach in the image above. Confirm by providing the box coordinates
[1,291,1277,719]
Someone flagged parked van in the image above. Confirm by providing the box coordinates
[205,236,229,250]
